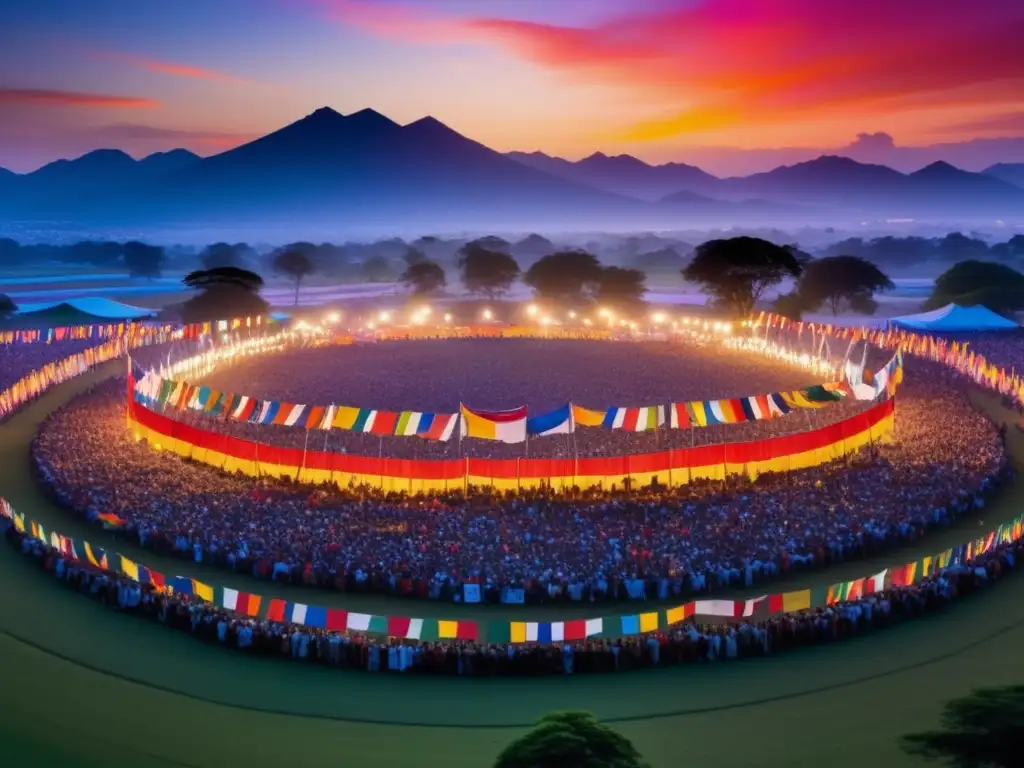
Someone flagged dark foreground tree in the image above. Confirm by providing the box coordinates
[400,259,446,296]
[272,248,315,306]
[457,243,521,299]
[683,237,803,317]
[123,241,164,279]
[523,251,603,303]
[495,711,650,768]
[925,260,1024,316]
[595,266,647,314]
[0,293,17,320]
[796,255,894,316]
[181,267,268,323]
[901,685,1024,768]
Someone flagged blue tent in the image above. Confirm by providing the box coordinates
[888,303,1018,332]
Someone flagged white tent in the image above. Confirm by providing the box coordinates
[888,303,1018,332]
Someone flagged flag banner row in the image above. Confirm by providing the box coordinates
[134,371,868,443]
[3,496,1021,646]
[0,315,261,346]
[758,311,1020,408]
[129,392,897,490]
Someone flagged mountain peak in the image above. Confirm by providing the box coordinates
[913,160,962,176]
[346,107,399,128]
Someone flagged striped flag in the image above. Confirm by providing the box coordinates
[669,402,692,428]
[602,405,664,431]
[394,411,459,441]
[386,616,425,639]
[221,587,261,616]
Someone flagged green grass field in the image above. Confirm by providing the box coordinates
[2,366,1023,767]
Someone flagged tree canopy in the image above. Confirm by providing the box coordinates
[794,255,894,316]
[523,250,603,303]
[122,241,164,279]
[362,255,393,283]
[494,711,650,768]
[0,293,17,320]
[181,267,268,324]
[925,260,1024,315]
[682,237,803,317]
[272,248,315,306]
[457,243,521,299]
[399,259,446,296]
[901,685,1024,768]
[595,266,647,314]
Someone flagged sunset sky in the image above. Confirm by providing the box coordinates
[3,0,1024,174]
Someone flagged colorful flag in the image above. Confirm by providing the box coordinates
[222,587,261,616]
[460,405,528,443]
[602,406,664,431]
[526,405,573,436]
[668,403,692,428]
[571,404,605,428]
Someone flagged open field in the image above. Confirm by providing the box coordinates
[1,365,1023,766]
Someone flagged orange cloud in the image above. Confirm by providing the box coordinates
[0,88,158,109]
[95,51,248,84]
[462,1,1024,142]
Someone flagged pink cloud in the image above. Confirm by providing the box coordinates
[307,0,462,43]
[0,87,159,109]
[94,51,248,84]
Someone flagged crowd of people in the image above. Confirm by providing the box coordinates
[6,508,1020,676]
[0,339,97,394]
[32,345,1007,604]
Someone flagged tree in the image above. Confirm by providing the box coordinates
[123,241,164,279]
[938,231,990,262]
[272,249,315,306]
[523,250,602,303]
[0,293,17,320]
[901,685,1024,768]
[682,237,803,317]
[457,243,521,299]
[0,238,19,266]
[362,255,393,283]
[989,234,1024,261]
[181,267,268,323]
[400,259,446,296]
[772,291,804,321]
[795,255,894,316]
[595,266,647,314]
[403,246,428,267]
[494,711,649,768]
[200,242,251,270]
[925,260,1024,315]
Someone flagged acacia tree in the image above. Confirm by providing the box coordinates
[925,260,1024,316]
[494,711,650,768]
[901,685,1024,768]
[682,237,803,317]
[400,259,446,296]
[795,255,894,316]
[181,267,268,323]
[595,266,647,315]
[457,243,521,299]
[272,249,315,306]
[523,250,603,303]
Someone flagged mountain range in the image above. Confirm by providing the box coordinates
[1,107,1023,233]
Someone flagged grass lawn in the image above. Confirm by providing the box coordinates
[1,365,1023,767]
